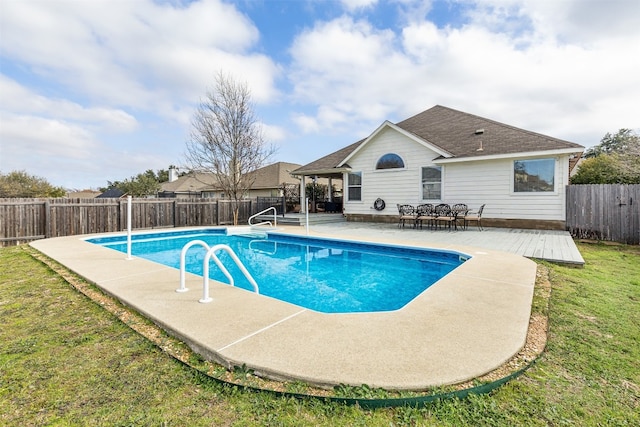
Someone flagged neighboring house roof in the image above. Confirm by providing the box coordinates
[293,105,584,175]
[251,162,302,189]
[66,190,101,198]
[96,188,126,198]
[160,172,218,194]
[159,162,302,194]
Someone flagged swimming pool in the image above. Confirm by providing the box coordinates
[32,227,538,389]
[87,228,468,314]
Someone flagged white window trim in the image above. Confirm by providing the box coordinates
[346,171,363,202]
[420,165,443,202]
[511,157,558,195]
[373,153,407,172]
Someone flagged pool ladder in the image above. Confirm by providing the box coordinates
[177,240,259,303]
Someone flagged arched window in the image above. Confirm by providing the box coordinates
[376,153,405,169]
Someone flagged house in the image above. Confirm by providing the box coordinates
[66,190,101,198]
[158,161,302,199]
[96,188,126,198]
[292,105,584,229]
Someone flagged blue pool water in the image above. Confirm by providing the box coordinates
[87,229,468,314]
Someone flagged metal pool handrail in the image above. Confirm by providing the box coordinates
[200,244,259,303]
[248,206,277,227]
[177,241,259,302]
[177,240,211,293]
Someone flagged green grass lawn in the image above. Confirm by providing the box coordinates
[1,242,639,426]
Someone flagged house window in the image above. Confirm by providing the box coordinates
[347,172,362,201]
[514,158,555,192]
[421,166,442,200]
[376,153,405,169]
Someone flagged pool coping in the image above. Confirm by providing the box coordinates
[30,226,537,391]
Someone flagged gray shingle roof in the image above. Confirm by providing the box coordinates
[397,105,583,158]
[293,105,584,175]
[251,162,302,189]
[159,162,301,193]
[159,172,217,193]
[292,140,364,175]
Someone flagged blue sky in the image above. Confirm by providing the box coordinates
[1,0,639,190]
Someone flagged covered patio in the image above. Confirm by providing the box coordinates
[290,145,351,214]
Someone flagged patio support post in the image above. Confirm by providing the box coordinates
[312,175,317,213]
[300,176,307,213]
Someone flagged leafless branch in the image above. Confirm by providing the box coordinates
[185,72,277,223]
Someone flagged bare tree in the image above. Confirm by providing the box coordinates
[185,72,276,224]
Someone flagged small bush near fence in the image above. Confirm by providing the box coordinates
[0,197,284,247]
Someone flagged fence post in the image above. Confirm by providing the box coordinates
[118,199,123,230]
[173,199,177,228]
[44,199,51,238]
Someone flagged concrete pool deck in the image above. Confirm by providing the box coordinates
[30,226,540,390]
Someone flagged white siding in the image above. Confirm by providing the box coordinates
[344,127,439,216]
[249,189,279,198]
[343,126,571,221]
[444,156,570,221]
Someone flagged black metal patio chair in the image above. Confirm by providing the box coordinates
[415,204,434,229]
[397,204,416,228]
[451,203,469,230]
[464,204,485,230]
[433,203,457,230]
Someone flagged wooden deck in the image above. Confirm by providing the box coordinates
[259,213,346,226]
[305,222,585,266]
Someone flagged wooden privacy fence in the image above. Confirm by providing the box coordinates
[0,197,269,247]
[255,196,286,215]
[566,184,640,245]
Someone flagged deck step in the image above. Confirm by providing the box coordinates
[226,226,269,238]
[256,213,346,226]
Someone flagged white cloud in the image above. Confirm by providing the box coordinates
[0,113,101,189]
[514,0,640,43]
[1,114,97,159]
[1,0,638,189]
[262,123,288,143]
[0,111,179,189]
[292,113,321,134]
[289,16,409,132]
[0,0,282,187]
[0,0,280,117]
[340,0,379,11]
[286,0,640,148]
[0,76,138,132]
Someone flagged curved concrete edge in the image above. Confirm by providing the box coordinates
[29,227,537,390]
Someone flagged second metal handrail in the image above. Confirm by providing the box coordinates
[201,244,259,303]
[248,206,277,227]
